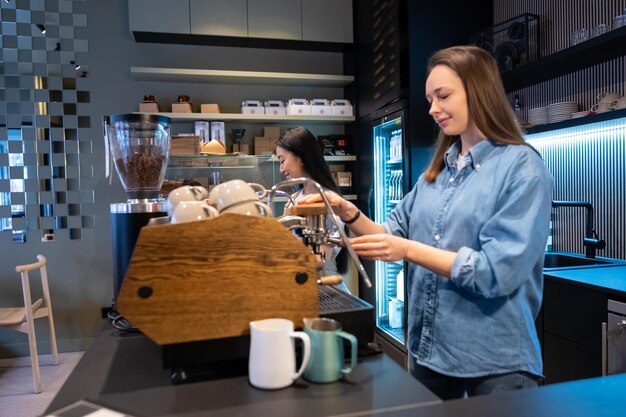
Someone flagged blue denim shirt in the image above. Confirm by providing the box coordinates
[383,139,552,378]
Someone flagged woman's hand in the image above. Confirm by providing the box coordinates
[297,191,355,221]
[349,234,410,262]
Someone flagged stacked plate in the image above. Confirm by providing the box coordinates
[528,106,548,125]
[547,101,578,123]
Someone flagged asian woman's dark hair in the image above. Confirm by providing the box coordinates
[276,127,349,274]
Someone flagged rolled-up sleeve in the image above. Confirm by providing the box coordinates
[449,151,552,298]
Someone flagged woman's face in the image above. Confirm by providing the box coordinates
[425,64,472,138]
[276,146,306,180]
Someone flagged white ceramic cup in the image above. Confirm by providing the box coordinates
[591,101,616,113]
[248,318,311,390]
[208,180,267,212]
[220,201,274,217]
[597,92,621,103]
[168,185,209,211]
[170,200,219,224]
[613,96,626,110]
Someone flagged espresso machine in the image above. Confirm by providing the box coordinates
[104,113,171,309]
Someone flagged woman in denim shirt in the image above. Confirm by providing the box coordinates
[299,46,553,399]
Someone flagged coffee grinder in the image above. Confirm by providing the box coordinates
[104,113,171,309]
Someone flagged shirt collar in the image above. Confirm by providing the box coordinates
[444,139,499,171]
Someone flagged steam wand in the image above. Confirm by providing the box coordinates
[268,177,372,288]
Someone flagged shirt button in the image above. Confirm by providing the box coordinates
[424,329,430,336]
[449,177,454,183]
[475,163,481,169]
[434,234,441,241]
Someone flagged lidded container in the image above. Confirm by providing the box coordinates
[106,113,171,200]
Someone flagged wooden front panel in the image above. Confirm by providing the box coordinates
[117,214,319,345]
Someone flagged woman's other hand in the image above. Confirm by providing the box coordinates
[349,234,410,262]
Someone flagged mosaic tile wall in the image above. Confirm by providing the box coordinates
[0,0,92,243]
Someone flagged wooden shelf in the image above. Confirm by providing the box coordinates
[503,26,626,91]
[130,67,354,87]
[323,155,357,162]
[135,112,355,124]
[169,154,356,162]
[524,108,626,135]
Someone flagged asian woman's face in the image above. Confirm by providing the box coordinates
[276,146,306,180]
[425,64,472,138]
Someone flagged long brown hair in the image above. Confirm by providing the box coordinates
[423,45,527,182]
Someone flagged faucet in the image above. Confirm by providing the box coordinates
[551,200,606,258]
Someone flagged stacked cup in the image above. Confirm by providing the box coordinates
[614,96,626,111]
[208,179,273,217]
[591,92,621,114]
[167,185,219,224]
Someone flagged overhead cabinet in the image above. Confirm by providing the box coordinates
[302,0,353,43]
[128,0,190,34]
[128,0,354,44]
[190,0,248,37]
[247,0,302,41]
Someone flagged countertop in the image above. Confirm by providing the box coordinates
[544,264,626,297]
[45,322,441,417]
[46,321,626,417]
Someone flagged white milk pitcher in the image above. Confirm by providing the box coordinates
[248,318,311,390]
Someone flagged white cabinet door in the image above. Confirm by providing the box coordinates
[128,0,190,34]
[247,0,302,41]
[302,0,353,43]
[190,0,248,37]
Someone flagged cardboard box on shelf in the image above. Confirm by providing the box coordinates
[200,103,220,113]
[139,101,159,112]
[172,102,193,113]
[263,126,281,140]
[171,135,201,156]
[311,99,333,116]
[232,143,250,154]
[241,100,264,115]
[337,171,352,188]
[254,137,272,155]
[286,98,312,115]
[269,137,278,151]
[329,164,346,173]
[264,100,286,115]
[331,99,353,116]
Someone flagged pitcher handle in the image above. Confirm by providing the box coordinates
[338,331,358,375]
[290,331,311,381]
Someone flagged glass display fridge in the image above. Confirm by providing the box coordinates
[370,102,408,356]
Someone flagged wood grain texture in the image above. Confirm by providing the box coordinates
[117,214,319,345]
[288,202,337,216]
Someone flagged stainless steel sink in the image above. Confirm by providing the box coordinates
[544,252,622,270]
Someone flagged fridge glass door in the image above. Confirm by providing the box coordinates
[373,114,405,346]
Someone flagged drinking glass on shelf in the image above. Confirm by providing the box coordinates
[592,23,608,37]
[613,15,624,30]
[570,28,589,46]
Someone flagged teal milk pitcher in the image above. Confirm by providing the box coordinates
[302,317,358,383]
